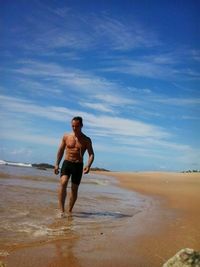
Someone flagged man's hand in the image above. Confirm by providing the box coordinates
[54,165,59,175]
[83,165,90,174]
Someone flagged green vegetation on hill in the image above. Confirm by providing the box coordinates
[90,167,110,172]
[32,163,54,169]
[181,170,200,173]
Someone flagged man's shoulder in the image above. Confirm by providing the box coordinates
[63,132,72,139]
[82,133,92,143]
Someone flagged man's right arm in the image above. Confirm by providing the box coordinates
[54,135,66,175]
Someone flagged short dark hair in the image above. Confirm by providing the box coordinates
[72,116,83,126]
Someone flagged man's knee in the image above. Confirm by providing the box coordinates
[60,175,69,187]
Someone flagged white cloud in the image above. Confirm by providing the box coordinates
[182,115,200,120]
[15,77,63,95]
[0,94,73,122]
[101,53,200,81]
[86,115,170,138]
[11,9,160,53]
[0,94,169,139]
[94,93,135,105]
[92,15,160,50]
[79,102,115,113]
[115,136,191,152]
[10,148,32,156]
[3,56,200,123]
[52,7,71,18]
[10,60,135,108]
[154,96,200,106]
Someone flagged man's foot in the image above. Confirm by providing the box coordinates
[67,208,74,217]
[60,212,66,218]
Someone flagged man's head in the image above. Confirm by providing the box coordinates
[71,116,83,134]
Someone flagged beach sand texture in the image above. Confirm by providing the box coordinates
[0,166,200,267]
[107,171,200,266]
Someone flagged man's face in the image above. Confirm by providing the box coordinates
[71,120,82,134]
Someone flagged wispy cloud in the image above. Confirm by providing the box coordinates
[94,93,135,106]
[9,60,135,109]
[154,96,200,106]
[14,77,63,96]
[0,95,74,122]
[130,87,200,107]
[116,136,191,152]
[92,15,160,50]
[4,58,200,120]
[10,148,33,156]
[0,147,33,161]
[101,53,200,80]
[2,93,196,167]
[0,94,169,140]
[79,102,115,113]
[4,5,161,53]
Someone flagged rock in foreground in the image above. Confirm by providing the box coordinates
[163,248,200,267]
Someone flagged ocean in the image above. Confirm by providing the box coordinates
[0,164,149,250]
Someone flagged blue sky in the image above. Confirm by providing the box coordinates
[0,0,200,171]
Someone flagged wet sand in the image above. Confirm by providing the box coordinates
[1,171,200,267]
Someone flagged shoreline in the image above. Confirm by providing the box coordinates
[1,171,200,267]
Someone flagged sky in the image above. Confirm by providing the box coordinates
[0,0,200,171]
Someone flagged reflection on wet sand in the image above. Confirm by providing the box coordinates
[0,165,152,267]
[1,166,146,248]
[47,216,82,267]
[73,211,133,219]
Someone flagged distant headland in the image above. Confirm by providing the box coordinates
[0,160,109,172]
[32,163,110,172]
[32,163,54,169]
[1,160,199,173]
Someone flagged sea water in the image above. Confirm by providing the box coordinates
[0,165,149,247]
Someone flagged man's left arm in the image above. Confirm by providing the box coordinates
[83,138,94,174]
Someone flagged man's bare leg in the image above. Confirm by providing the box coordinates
[58,175,69,214]
[68,183,79,213]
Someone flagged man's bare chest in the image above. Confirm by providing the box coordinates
[66,135,86,150]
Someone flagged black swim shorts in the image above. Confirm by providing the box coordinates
[60,160,83,185]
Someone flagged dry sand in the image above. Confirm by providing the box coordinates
[106,171,200,266]
[1,172,200,267]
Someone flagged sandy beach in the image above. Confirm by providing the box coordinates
[1,169,200,267]
[106,171,200,266]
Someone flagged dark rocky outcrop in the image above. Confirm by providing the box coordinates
[32,163,54,170]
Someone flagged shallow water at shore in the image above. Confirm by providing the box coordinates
[0,165,150,249]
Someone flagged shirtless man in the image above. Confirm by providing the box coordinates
[54,116,94,216]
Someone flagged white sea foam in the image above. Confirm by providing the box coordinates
[84,179,109,186]
[0,250,9,257]
[94,180,109,186]
[0,159,32,167]
[33,225,72,237]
